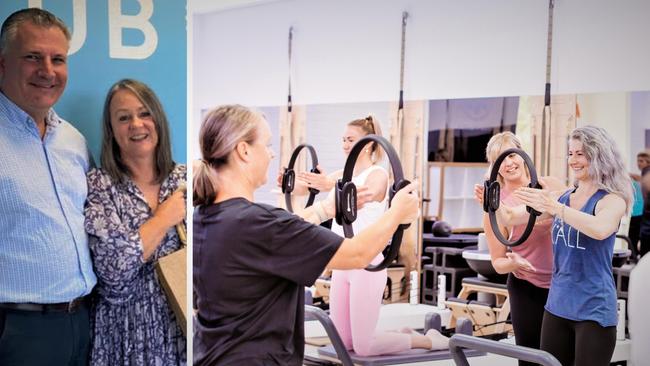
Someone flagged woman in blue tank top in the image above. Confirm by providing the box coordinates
[499,126,633,366]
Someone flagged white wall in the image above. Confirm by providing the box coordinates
[191,0,650,161]
[630,91,650,165]
[191,0,650,112]
[577,93,631,169]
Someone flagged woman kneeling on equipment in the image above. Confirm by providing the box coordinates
[192,105,420,365]
[292,116,449,356]
[498,126,632,366]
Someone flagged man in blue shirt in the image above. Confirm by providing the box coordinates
[0,8,97,365]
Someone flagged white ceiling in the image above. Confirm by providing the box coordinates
[188,0,283,14]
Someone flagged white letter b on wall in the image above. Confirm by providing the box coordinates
[108,0,158,60]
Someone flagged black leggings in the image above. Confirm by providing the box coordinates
[540,310,616,366]
[507,274,549,366]
[628,215,641,260]
[640,235,650,258]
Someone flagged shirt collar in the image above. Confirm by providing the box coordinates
[0,91,60,132]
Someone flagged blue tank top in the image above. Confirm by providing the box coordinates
[546,189,617,327]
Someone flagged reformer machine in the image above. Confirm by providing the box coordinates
[304,305,484,366]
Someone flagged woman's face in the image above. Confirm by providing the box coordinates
[341,125,366,156]
[568,138,591,181]
[495,142,525,183]
[249,117,275,187]
[637,156,650,172]
[109,89,158,161]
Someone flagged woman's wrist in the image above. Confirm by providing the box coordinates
[326,177,335,191]
[552,201,564,218]
[313,201,329,223]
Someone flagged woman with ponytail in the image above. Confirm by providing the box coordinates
[292,116,448,356]
[192,105,420,365]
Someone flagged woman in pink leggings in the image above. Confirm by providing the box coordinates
[298,116,448,356]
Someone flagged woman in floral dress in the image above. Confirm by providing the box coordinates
[85,79,186,365]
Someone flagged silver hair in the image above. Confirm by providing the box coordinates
[569,125,633,211]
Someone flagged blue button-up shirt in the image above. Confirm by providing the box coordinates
[0,92,96,303]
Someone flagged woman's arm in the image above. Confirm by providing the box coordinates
[292,166,339,194]
[484,213,514,273]
[476,177,560,227]
[516,188,626,240]
[362,168,389,202]
[483,213,537,274]
[297,199,331,225]
[563,194,626,240]
[138,190,186,260]
[326,181,419,270]
[84,171,157,290]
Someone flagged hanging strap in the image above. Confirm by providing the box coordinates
[288,26,295,145]
[281,26,294,171]
[396,11,408,158]
[541,0,554,176]
[499,98,506,133]
[436,99,450,161]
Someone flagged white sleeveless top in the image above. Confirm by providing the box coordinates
[330,165,389,264]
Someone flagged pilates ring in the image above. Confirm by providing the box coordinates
[483,148,541,247]
[335,134,411,272]
[281,144,320,213]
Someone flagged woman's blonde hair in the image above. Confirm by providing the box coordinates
[484,132,528,185]
[347,115,383,162]
[193,105,261,206]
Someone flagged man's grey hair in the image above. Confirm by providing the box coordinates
[0,8,70,55]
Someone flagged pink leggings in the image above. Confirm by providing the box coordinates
[329,265,411,356]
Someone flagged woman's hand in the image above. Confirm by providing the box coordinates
[276,167,285,188]
[356,186,374,209]
[314,186,378,221]
[474,183,484,205]
[297,165,335,192]
[505,251,536,272]
[390,181,419,224]
[155,190,186,228]
[513,186,561,216]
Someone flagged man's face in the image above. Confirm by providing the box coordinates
[0,21,69,121]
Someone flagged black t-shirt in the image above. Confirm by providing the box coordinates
[193,198,343,365]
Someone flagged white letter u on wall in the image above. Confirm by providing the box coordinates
[28,0,87,55]
[108,0,158,60]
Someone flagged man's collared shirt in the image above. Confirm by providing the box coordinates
[0,91,96,303]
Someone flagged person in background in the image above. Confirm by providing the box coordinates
[629,150,650,261]
[0,8,97,365]
[85,79,186,365]
[638,166,650,258]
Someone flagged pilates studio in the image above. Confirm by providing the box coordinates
[190,1,650,366]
